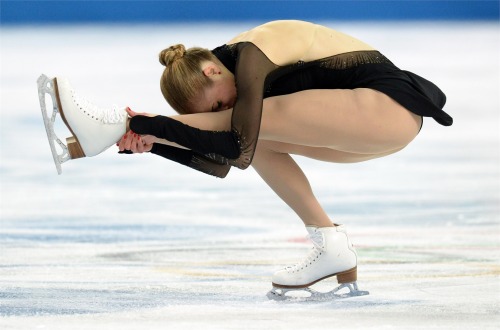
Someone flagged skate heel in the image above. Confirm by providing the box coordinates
[336,267,357,284]
[66,136,85,159]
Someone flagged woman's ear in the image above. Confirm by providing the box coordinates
[202,62,222,77]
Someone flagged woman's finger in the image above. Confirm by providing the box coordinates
[118,131,128,151]
[136,135,145,153]
[125,107,137,117]
[130,133,143,153]
[123,131,135,151]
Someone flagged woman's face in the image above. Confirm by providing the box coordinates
[191,64,237,113]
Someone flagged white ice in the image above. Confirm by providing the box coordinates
[0,21,499,329]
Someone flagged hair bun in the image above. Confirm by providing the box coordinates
[159,44,186,67]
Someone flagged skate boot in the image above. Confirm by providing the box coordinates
[37,74,127,174]
[267,225,369,301]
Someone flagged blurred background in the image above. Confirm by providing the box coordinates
[1,1,499,329]
[1,0,498,24]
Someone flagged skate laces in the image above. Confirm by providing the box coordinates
[286,231,325,273]
[71,90,126,124]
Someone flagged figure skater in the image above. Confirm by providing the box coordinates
[39,20,452,299]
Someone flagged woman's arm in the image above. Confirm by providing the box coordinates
[121,107,233,150]
[119,107,234,178]
[227,42,277,169]
[156,109,233,148]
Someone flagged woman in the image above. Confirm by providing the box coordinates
[49,20,451,297]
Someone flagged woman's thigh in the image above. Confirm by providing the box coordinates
[257,139,404,163]
[259,88,422,154]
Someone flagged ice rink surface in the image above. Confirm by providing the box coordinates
[1,21,499,329]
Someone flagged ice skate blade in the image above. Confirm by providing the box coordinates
[267,282,369,302]
[37,74,78,174]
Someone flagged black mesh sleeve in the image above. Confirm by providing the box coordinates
[228,42,277,169]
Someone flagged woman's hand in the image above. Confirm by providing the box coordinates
[117,131,154,154]
[117,107,156,154]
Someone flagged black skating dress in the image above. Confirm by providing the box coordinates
[130,42,452,178]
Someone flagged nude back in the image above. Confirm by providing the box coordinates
[227,20,376,66]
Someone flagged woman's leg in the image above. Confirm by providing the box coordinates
[252,88,420,227]
[152,88,421,155]
[252,139,401,227]
[252,140,332,227]
[259,88,422,154]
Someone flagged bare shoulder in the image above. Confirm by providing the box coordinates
[227,20,376,65]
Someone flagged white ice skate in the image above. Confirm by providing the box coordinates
[37,74,127,174]
[267,225,369,301]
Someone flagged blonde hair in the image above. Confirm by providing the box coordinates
[159,44,215,114]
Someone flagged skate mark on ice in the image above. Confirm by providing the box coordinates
[1,222,253,244]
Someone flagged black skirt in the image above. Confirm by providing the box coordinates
[263,50,452,126]
[363,64,451,126]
